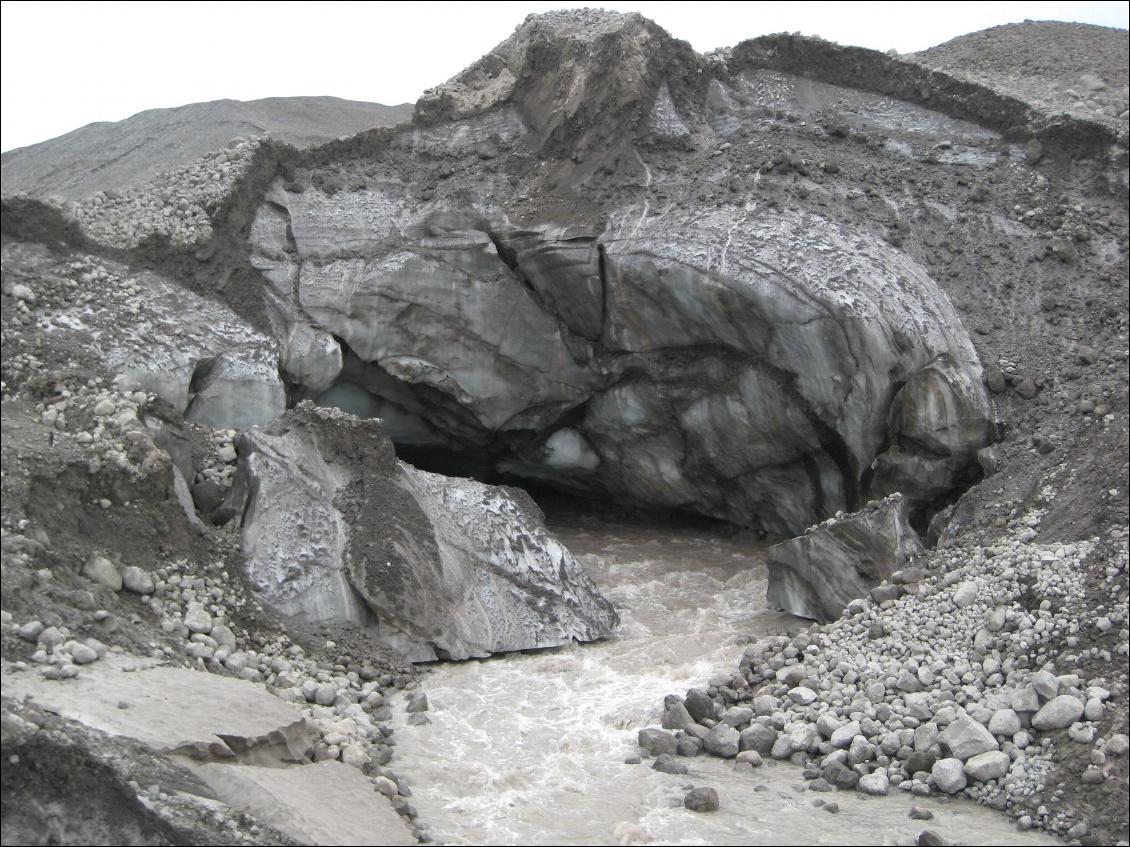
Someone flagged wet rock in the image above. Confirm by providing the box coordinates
[739,724,778,756]
[677,737,703,757]
[405,692,429,713]
[822,759,861,790]
[704,723,740,758]
[857,771,889,795]
[638,728,678,757]
[683,786,719,813]
[652,753,688,775]
[662,701,694,730]
[684,688,716,723]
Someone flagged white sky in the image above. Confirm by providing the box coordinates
[2,1,1127,153]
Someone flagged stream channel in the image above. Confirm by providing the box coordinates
[391,504,1056,846]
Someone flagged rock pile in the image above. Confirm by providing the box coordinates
[643,505,1129,838]
[53,138,263,249]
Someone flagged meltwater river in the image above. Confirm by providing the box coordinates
[390,506,1054,846]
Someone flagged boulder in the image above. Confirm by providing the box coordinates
[1032,695,1085,730]
[703,724,740,759]
[739,725,778,756]
[230,404,618,661]
[938,714,998,761]
[684,688,716,723]
[766,495,923,621]
[683,787,719,813]
[963,750,1009,782]
[639,728,679,757]
[931,758,967,794]
[82,556,122,592]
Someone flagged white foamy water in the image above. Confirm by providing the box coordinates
[390,510,1055,846]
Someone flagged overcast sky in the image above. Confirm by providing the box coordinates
[2,1,1127,153]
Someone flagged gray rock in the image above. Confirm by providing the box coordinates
[963,750,1009,781]
[987,709,1020,736]
[751,694,778,716]
[684,688,716,723]
[1031,695,1085,730]
[931,758,967,794]
[822,759,861,790]
[767,496,924,621]
[917,831,950,847]
[652,753,688,775]
[704,723,740,759]
[787,686,818,705]
[69,643,99,665]
[938,714,998,760]
[314,683,338,707]
[1105,734,1129,756]
[676,737,703,758]
[848,735,875,765]
[912,722,939,752]
[662,701,694,730]
[1011,686,1040,713]
[683,787,719,813]
[739,724,778,756]
[17,621,44,642]
[405,692,429,713]
[121,566,155,595]
[857,771,889,795]
[951,581,978,608]
[770,734,794,760]
[183,607,213,635]
[36,627,65,651]
[82,556,122,592]
[1031,669,1059,700]
[638,728,678,757]
[721,706,753,728]
[230,405,617,661]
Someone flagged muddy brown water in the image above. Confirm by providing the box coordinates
[391,510,1056,845]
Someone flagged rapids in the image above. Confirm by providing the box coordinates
[390,507,1055,846]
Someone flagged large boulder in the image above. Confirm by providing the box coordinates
[230,403,618,660]
[766,494,924,621]
[244,13,995,536]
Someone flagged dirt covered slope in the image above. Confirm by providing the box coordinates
[1,96,413,200]
[912,21,1128,127]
